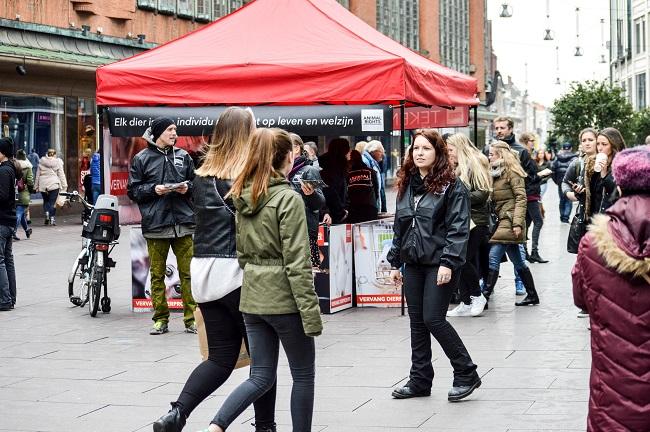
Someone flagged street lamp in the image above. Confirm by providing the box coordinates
[555,46,561,85]
[574,7,583,57]
[499,2,513,18]
[599,18,607,64]
[543,0,554,41]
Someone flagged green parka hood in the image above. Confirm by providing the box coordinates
[234,175,289,216]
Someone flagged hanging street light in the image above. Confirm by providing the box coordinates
[499,2,513,18]
[555,46,561,85]
[574,7,583,56]
[599,18,607,63]
[544,0,554,40]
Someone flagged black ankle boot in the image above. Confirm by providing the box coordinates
[529,250,549,263]
[153,404,185,432]
[482,270,499,301]
[252,423,277,432]
[515,267,540,306]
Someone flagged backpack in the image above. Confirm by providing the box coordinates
[16,176,25,192]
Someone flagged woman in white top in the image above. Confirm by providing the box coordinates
[152,107,277,432]
[34,148,67,226]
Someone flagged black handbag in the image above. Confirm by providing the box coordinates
[567,203,586,254]
[487,200,499,236]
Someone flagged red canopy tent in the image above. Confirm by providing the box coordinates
[96,0,478,108]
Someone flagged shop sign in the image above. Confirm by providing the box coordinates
[110,171,129,196]
[36,113,51,123]
[392,105,469,130]
[107,105,393,137]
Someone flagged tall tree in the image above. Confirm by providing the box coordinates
[550,80,634,144]
[630,108,650,145]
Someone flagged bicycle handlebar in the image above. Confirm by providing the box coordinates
[60,191,94,211]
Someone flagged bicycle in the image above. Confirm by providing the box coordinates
[62,191,120,317]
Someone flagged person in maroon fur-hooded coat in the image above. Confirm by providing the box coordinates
[572,145,650,432]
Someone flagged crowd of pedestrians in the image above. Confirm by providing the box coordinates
[0,102,645,431]
[128,106,649,432]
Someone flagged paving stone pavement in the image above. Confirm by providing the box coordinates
[1,189,590,432]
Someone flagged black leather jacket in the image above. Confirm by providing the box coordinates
[289,158,326,237]
[192,176,237,258]
[127,143,195,234]
[387,179,470,271]
[503,135,542,197]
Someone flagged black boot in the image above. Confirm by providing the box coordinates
[153,403,185,432]
[253,423,277,432]
[529,249,549,263]
[482,270,499,301]
[515,267,540,306]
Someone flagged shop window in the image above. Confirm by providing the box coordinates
[0,94,65,160]
[196,0,212,21]
[636,72,646,110]
[158,0,176,15]
[177,0,194,18]
[77,98,97,194]
[137,0,157,10]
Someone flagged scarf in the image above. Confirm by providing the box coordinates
[490,160,505,178]
[410,172,428,196]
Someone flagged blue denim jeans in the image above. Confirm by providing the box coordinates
[0,225,16,308]
[513,244,527,286]
[489,243,529,272]
[213,313,315,432]
[558,185,572,222]
[15,205,28,234]
[92,184,102,204]
[41,189,59,217]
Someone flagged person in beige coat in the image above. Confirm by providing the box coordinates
[34,149,67,226]
[483,141,540,307]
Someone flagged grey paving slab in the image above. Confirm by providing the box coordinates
[1,189,596,431]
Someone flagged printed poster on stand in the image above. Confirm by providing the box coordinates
[131,226,184,312]
[314,224,353,314]
[353,220,401,307]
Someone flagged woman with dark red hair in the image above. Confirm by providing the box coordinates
[387,129,481,402]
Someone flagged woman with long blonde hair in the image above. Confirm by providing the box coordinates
[153,108,278,432]
[446,133,491,317]
[484,141,540,307]
[207,128,322,432]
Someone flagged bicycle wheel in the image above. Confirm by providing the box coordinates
[88,255,103,317]
[68,254,88,307]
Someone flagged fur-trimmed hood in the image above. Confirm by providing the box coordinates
[589,195,650,284]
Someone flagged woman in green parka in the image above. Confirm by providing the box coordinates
[205,128,322,432]
[14,150,33,241]
[483,141,540,307]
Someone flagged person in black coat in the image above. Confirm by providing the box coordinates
[288,133,326,267]
[319,138,349,224]
[346,150,378,223]
[0,138,18,311]
[552,142,578,223]
[388,129,481,403]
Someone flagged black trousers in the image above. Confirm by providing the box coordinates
[403,264,479,390]
[175,289,276,426]
[458,225,490,304]
[525,200,544,251]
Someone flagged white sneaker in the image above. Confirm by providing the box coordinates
[447,302,472,317]
[470,294,487,316]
